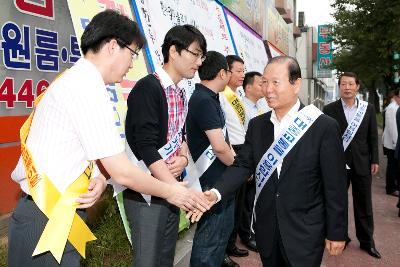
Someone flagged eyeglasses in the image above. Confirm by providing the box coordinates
[117,39,139,61]
[183,48,206,62]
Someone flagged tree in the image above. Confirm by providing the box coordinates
[331,0,400,108]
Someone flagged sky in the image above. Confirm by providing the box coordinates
[296,0,335,27]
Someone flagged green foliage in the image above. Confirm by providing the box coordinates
[82,188,132,267]
[0,244,6,267]
[331,0,400,90]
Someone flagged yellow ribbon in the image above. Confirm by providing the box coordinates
[223,86,246,125]
[20,86,96,263]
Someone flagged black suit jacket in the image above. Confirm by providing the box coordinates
[323,99,379,176]
[394,108,400,159]
[214,106,348,267]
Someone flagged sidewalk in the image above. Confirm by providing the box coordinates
[231,131,400,267]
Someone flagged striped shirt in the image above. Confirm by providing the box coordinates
[12,58,124,194]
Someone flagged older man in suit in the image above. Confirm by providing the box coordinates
[323,72,381,258]
[191,56,348,267]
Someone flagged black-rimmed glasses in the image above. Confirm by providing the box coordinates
[117,39,139,60]
[183,48,206,62]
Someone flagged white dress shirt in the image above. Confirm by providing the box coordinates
[270,100,301,177]
[219,86,246,145]
[12,58,124,194]
[243,96,271,131]
[382,100,399,149]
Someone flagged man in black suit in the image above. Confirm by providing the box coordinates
[190,56,348,267]
[394,103,400,216]
[323,72,381,258]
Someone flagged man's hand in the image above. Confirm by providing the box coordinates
[76,174,107,209]
[371,164,379,175]
[166,182,211,212]
[186,191,218,223]
[166,156,187,178]
[325,239,345,256]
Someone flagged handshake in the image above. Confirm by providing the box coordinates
[165,181,218,222]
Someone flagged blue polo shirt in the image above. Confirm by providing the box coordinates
[186,83,230,189]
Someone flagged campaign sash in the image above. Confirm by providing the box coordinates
[254,105,322,203]
[109,129,183,199]
[20,90,96,263]
[223,86,245,125]
[184,127,227,192]
[342,100,368,151]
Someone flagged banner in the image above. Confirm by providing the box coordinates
[224,8,268,74]
[218,0,265,36]
[0,0,76,115]
[131,0,236,96]
[317,24,332,78]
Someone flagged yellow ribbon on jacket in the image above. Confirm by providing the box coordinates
[223,86,246,125]
[20,89,96,263]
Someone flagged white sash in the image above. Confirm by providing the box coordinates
[184,127,227,192]
[108,129,184,204]
[254,105,322,203]
[342,100,368,151]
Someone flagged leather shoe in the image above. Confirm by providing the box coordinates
[360,245,381,259]
[221,254,239,267]
[242,237,258,252]
[226,245,249,257]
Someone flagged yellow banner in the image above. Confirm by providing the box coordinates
[20,91,96,263]
[223,86,246,125]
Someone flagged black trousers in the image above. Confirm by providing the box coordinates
[227,144,244,250]
[237,178,256,242]
[347,168,375,247]
[8,195,85,267]
[383,147,399,193]
[260,227,291,267]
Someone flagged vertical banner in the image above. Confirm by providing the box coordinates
[131,0,236,96]
[66,0,149,244]
[317,24,332,78]
[224,8,268,74]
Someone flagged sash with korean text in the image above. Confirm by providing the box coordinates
[342,100,368,151]
[223,86,246,125]
[254,105,322,203]
[184,127,227,191]
[109,128,184,203]
[20,89,96,263]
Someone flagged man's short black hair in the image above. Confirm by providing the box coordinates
[162,24,207,63]
[243,71,262,91]
[226,55,244,70]
[338,72,360,85]
[267,56,301,85]
[80,10,146,55]
[198,51,228,81]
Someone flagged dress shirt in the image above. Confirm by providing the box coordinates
[219,86,246,145]
[382,100,399,149]
[12,58,124,194]
[341,98,359,124]
[243,96,270,131]
[270,99,301,177]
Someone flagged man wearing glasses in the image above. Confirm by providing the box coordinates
[124,24,207,267]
